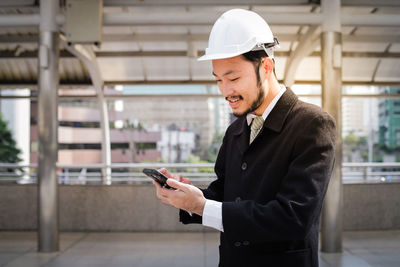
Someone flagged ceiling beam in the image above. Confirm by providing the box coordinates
[102,80,400,87]
[0,0,36,7]
[1,33,399,45]
[102,13,400,27]
[2,12,400,27]
[343,35,400,43]
[0,80,91,87]
[0,50,75,58]
[2,93,400,100]
[2,80,400,89]
[102,0,313,6]
[2,78,400,89]
[2,0,399,8]
[2,49,400,59]
[102,0,400,7]
[340,51,400,58]
[341,0,400,7]
[100,12,323,26]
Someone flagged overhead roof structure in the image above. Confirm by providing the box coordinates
[0,0,399,255]
[0,0,400,88]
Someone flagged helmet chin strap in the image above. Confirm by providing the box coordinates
[256,43,278,79]
[255,38,280,59]
[261,44,274,59]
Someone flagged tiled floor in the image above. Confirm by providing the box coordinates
[1,231,399,267]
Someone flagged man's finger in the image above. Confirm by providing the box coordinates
[152,180,160,188]
[153,181,171,200]
[159,187,173,199]
[177,174,190,184]
[166,178,188,191]
[153,180,164,193]
[182,177,191,184]
[159,168,173,178]
[153,181,163,199]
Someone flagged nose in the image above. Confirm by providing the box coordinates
[219,82,234,97]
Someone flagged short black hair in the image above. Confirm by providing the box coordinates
[242,50,268,64]
[241,50,277,83]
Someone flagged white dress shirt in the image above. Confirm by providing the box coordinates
[202,85,287,232]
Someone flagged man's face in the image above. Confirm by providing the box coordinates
[212,55,266,117]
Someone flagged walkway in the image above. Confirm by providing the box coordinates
[1,231,399,267]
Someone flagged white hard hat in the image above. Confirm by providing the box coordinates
[198,9,279,61]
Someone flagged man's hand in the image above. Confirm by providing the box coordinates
[153,178,206,216]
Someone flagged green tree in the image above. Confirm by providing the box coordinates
[374,143,400,162]
[343,132,368,162]
[0,113,22,173]
[198,132,224,163]
[187,154,214,173]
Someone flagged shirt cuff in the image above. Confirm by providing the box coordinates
[202,199,224,232]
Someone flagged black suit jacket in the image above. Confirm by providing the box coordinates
[180,88,336,267]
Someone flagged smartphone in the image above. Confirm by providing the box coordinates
[143,168,175,189]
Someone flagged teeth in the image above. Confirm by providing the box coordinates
[227,96,241,103]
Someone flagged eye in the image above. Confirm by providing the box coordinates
[216,79,222,83]
[230,78,239,82]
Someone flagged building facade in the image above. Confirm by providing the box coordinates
[379,87,400,149]
[30,101,161,164]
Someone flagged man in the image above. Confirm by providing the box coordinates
[153,9,336,267]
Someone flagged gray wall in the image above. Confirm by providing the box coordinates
[0,183,399,231]
[343,183,400,230]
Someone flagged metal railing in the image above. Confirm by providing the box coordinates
[342,162,400,183]
[1,162,400,185]
[0,163,217,185]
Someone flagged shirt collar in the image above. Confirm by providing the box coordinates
[246,85,287,126]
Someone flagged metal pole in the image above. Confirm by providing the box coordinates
[320,0,343,253]
[37,0,59,252]
[98,90,112,184]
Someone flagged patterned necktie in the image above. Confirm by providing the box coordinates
[249,116,264,144]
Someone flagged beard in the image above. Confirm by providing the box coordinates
[232,85,265,117]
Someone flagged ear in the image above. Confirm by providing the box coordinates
[261,57,274,77]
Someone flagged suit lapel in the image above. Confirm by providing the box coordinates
[233,117,250,155]
[262,88,298,133]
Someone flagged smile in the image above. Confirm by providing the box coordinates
[226,96,243,103]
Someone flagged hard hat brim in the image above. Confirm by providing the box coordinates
[197,51,243,61]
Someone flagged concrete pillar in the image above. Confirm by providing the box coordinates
[0,89,31,183]
[37,0,59,252]
[320,0,343,253]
